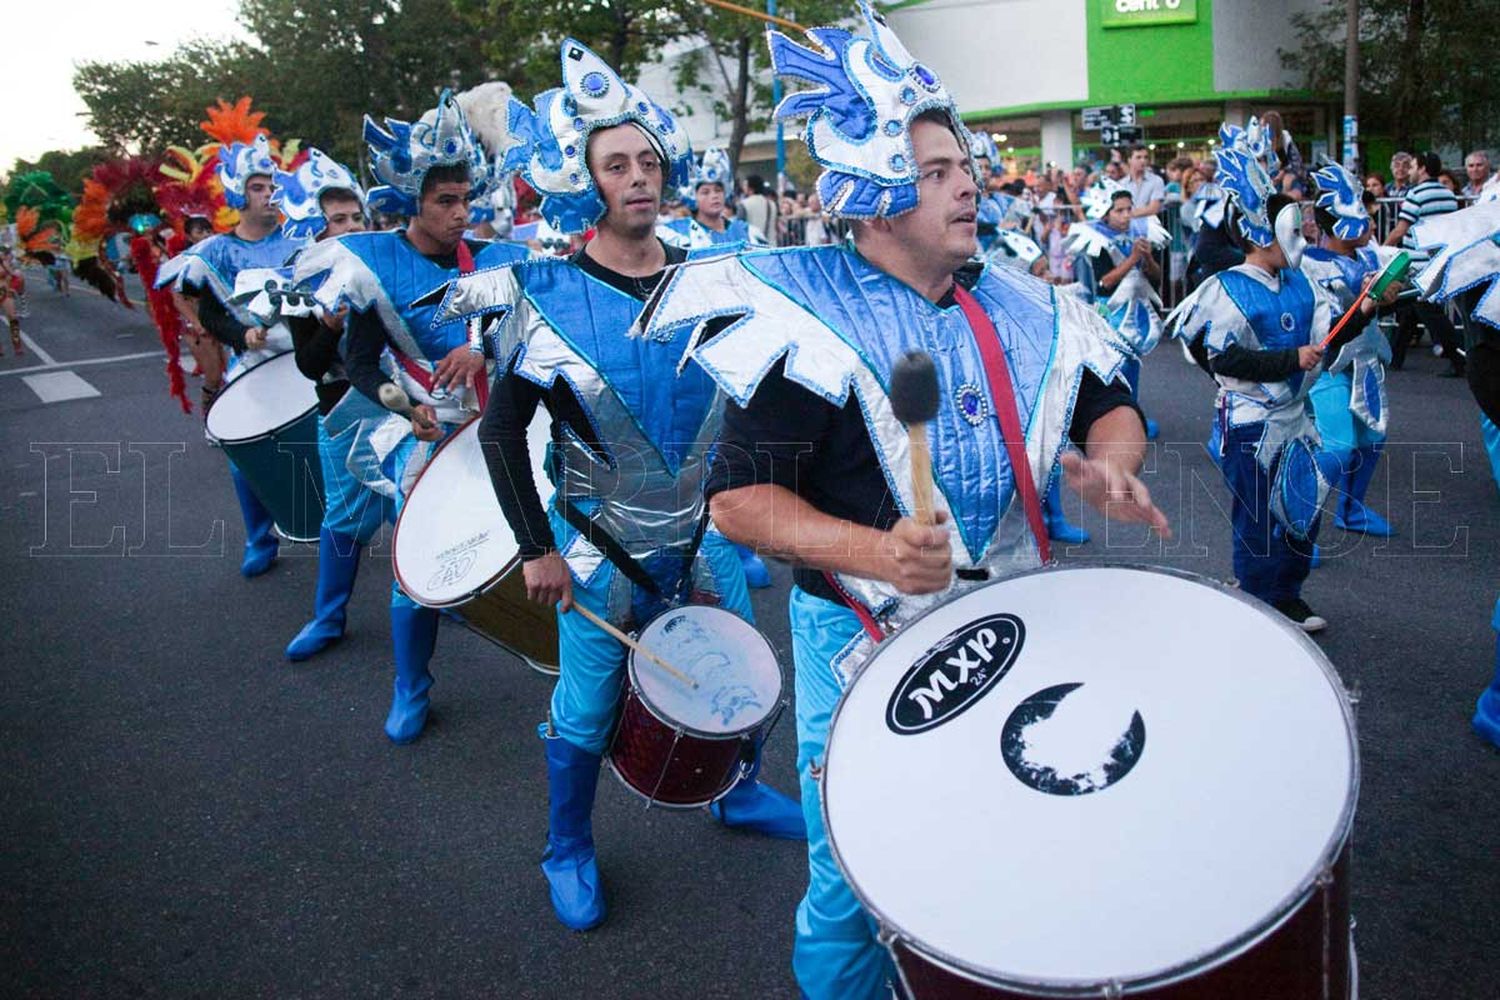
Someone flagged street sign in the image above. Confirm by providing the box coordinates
[1082,106,1114,130]
[1118,104,1137,126]
[1118,125,1143,143]
[1100,125,1120,146]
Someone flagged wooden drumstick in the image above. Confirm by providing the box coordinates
[378,382,437,432]
[571,603,699,689]
[890,351,941,526]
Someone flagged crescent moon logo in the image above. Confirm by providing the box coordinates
[1001,683,1146,796]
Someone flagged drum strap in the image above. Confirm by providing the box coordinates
[390,240,490,412]
[952,284,1052,564]
[821,572,887,643]
[557,499,710,601]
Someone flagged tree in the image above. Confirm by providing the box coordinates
[1281,0,1500,154]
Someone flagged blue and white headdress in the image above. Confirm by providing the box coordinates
[682,147,734,212]
[1309,158,1369,241]
[768,0,970,219]
[217,134,277,210]
[363,89,491,216]
[1081,177,1126,221]
[272,148,365,239]
[968,130,1000,172]
[1214,121,1276,247]
[502,39,692,235]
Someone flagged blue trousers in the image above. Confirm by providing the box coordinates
[550,518,754,756]
[1483,415,1500,495]
[1310,371,1383,454]
[318,417,391,542]
[787,586,894,1000]
[1222,424,1320,603]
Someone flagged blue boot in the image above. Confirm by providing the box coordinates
[1044,478,1090,545]
[541,730,606,930]
[1309,544,1322,569]
[1145,417,1161,441]
[384,603,438,744]
[1334,446,1396,537]
[1473,600,1500,749]
[735,542,771,589]
[709,748,807,840]
[1482,415,1500,495]
[230,467,279,577]
[286,527,361,661]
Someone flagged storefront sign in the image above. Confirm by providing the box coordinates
[1101,0,1198,28]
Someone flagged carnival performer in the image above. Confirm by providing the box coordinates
[1168,121,1366,633]
[1303,160,1401,540]
[438,40,806,934]
[1068,180,1170,443]
[270,149,388,661]
[630,7,1166,995]
[293,88,527,740]
[657,147,767,251]
[1405,197,1500,747]
[155,133,306,576]
[656,147,773,587]
[0,249,20,354]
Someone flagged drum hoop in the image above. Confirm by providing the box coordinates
[391,416,520,609]
[820,561,1361,996]
[205,352,320,445]
[626,604,784,741]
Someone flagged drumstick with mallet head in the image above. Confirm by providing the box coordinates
[890,351,941,526]
[570,604,699,689]
[378,382,438,432]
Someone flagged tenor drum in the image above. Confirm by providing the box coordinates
[392,414,559,674]
[205,350,324,543]
[608,604,785,808]
[822,565,1359,999]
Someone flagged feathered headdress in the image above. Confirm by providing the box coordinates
[1214,120,1276,247]
[272,148,365,238]
[767,0,970,219]
[1309,158,1369,241]
[72,157,163,245]
[502,39,692,234]
[157,144,232,232]
[364,89,491,217]
[1081,177,1126,221]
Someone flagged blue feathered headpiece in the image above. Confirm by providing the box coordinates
[682,147,735,212]
[502,39,693,235]
[217,135,278,211]
[767,0,970,219]
[1310,159,1369,241]
[363,89,491,216]
[1214,120,1276,247]
[272,148,365,239]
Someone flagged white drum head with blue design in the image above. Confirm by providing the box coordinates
[205,351,318,443]
[632,605,782,736]
[822,565,1357,990]
[394,413,552,606]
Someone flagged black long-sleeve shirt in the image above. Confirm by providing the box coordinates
[289,314,347,415]
[195,290,251,353]
[1206,302,1374,383]
[477,241,690,560]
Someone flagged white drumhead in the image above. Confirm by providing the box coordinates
[633,605,782,736]
[393,411,553,606]
[205,351,318,443]
[824,565,1357,990]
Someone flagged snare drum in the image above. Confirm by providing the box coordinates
[823,565,1359,999]
[608,604,785,808]
[392,415,559,674]
[205,350,324,543]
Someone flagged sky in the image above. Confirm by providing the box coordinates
[0,0,242,172]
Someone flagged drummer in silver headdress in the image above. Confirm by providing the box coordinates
[631,4,1166,995]
[436,38,807,935]
[293,86,529,743]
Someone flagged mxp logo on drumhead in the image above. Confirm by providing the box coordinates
[885,614,1023,735]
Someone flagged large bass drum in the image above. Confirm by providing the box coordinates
[392,414,559,674]
[822,565,1359,999]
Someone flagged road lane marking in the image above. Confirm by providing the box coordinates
[19,330,57,366]
[0,350,163,378]
[22,370,102,403]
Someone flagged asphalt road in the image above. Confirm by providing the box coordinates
[1,268,1496,999]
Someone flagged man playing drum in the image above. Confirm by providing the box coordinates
[631,5,1168,996]
[156,135,307,578]
[273,150,387,662]
[292,90,528,742]
[444,40,806,934]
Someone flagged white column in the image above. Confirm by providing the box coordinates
[1040,109,1075,169]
